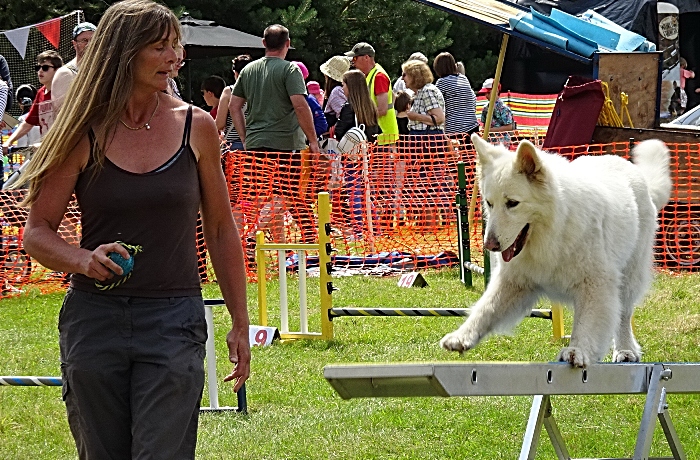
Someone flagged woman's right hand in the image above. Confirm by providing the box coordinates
[82,243,131,281]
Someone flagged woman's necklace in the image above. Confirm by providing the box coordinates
[120,95,160,131]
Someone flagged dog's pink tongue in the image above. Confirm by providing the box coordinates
[502,244,516,262]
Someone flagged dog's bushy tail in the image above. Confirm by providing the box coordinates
[632,139,672,212]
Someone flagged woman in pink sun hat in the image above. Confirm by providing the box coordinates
[291,60,309,80]
[292,61,327,136]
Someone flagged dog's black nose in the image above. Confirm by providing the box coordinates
[484,236,500,251]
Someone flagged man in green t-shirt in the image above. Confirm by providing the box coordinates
[230,24,319,243]
[230,24,318,153]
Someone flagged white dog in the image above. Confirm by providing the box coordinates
[440,134,671,367]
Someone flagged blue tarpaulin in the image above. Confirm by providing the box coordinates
[574,10,651,52]
[509,7,655,58]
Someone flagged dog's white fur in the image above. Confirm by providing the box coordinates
[440,134,672,367]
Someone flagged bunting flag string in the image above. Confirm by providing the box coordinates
[0,11,81,58]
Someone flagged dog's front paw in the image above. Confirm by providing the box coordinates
[440,331,478,353]
[556,347,590,368]
[613,349,641,363]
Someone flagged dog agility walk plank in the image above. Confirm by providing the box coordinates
[324,362,700,400]
[325,362,697,459]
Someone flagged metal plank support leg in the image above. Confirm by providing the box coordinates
[520,365,686,460]
[520,395,569,460]
[634,364,672,458]
[543,402,570,460]
[520,395,546,460]
[657,388,686,460]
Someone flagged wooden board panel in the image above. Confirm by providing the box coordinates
[595,53,661,129]
[418,0,521,25]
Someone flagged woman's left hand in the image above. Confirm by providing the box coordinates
[223,325,251,392]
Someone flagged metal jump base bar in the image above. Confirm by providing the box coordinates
[2,300,247,414]
[324,361,700,459]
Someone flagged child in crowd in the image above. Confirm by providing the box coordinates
[679,57,700,114]
[201,75,226,119]
[307,81,324,107]
[394,90,412,136]
[320,56,350,129]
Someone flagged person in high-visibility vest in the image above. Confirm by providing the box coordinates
[344,42,400,232]
[344,42,399,145]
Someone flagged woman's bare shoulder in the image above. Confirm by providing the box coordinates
[188,106,219,161]
[71,133,93,172]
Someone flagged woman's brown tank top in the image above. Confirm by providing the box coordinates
[71,106,202,297]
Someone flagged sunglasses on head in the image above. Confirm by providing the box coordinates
[35,64,55,72]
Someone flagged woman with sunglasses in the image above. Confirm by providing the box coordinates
[2,50,63,155]
[15,0,250,457]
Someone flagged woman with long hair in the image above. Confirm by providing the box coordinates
[335,69,380,141]
[334,69,380,240]
[18,0,250,457]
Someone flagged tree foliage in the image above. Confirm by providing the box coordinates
[0,0,105,29]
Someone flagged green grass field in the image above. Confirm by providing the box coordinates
[1,269,699,459]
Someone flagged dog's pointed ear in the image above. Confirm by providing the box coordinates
[471,133,501,166]
[515,140,543,180]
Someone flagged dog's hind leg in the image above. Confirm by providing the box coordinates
[612,300,641,363]
[612,254,651,362]
[440,277,539,353]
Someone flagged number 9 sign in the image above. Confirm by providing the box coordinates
[248,325,277,347]
[255,329,268,346]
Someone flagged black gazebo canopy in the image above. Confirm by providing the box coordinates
[179,15,265,60]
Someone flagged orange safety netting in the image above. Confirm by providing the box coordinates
[0,136,699,297]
